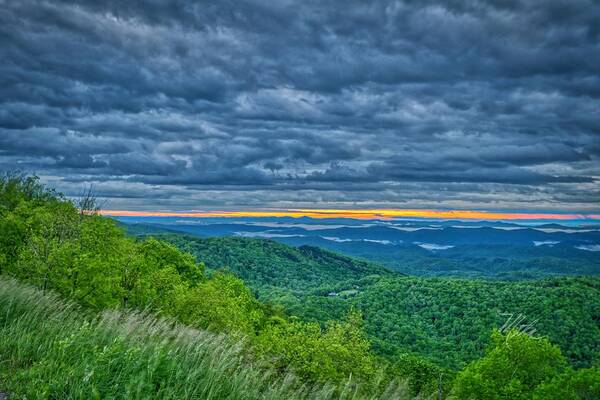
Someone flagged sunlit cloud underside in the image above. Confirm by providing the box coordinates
[101,209,600,221]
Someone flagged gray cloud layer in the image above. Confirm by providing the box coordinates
[1,0,599,211]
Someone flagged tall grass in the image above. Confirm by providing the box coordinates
[0,277,413,399]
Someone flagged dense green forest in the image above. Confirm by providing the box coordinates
[145,233,396,289]
[137,232,600,370]
[1,173,599,399]
[277,276,600,369]
[336,243,600,279]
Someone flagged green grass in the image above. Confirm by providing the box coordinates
[0,277,412,399]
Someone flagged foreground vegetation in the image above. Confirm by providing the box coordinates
[1,172,599,399]
[0,173,391,397]
[0,277,411,399]
[0,278,304,399]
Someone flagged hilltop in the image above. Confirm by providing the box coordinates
[125,225,395,292]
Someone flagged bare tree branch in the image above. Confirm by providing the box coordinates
[76,184,104,216]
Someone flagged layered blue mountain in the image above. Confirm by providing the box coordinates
[119,217,600,278]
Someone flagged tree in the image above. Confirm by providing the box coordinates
[255,311,377,385]
[14,200,79,291]
[75,184,102,217]
[138,237,203,286]
[532,367,600,400]
[451,329,567,400]
[389,353,451,397]
[174,271,264,335]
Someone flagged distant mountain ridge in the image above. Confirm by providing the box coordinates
[121,217,600,278]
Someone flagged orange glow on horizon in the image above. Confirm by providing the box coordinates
[99,208,600,221]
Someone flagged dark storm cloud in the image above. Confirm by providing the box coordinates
[1,0,599,211]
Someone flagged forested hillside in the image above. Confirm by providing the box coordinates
[135,232,600,371]
[1,173,599,399]
[276,276,600,369]
[0,174,393,398]
[155,234,395,290]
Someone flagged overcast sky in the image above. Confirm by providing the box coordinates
[1,0,599,212]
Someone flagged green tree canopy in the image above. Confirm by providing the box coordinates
[452,329,567,400]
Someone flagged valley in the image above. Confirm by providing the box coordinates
[126,228,600,371]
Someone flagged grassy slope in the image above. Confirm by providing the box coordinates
[0,277,412,400]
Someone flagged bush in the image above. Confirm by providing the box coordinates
[452,329,567,399]
[255,311,377,385]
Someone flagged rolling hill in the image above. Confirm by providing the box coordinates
[125,226,395,293]
[127,227,600,371]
